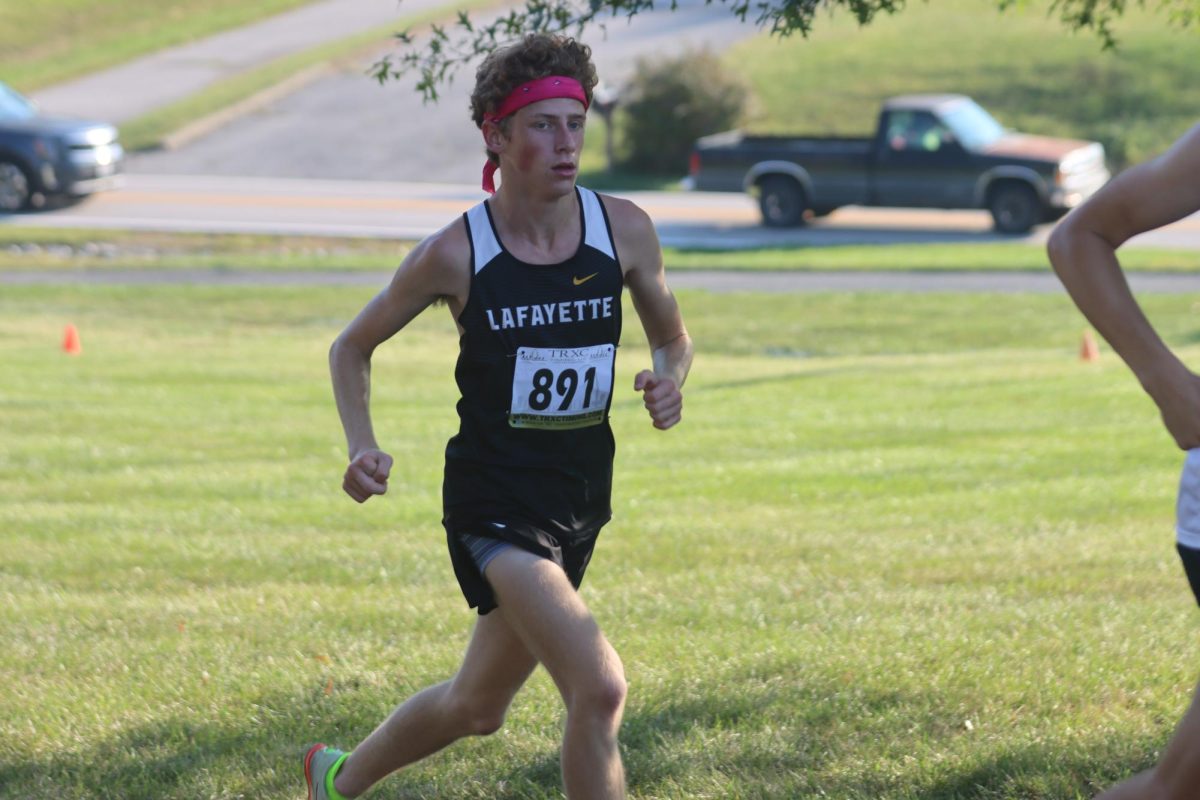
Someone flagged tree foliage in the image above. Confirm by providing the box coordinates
[371,0,1196,101]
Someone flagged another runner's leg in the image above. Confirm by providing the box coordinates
[1095,679,1200,800]
[486,547,627,800]
[332,612,537,797]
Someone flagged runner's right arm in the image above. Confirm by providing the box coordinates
[1047,122,1200,449]
[331,224,470,502]
[606,195,693,430]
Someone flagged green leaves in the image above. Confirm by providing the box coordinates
[373,0,1194,100]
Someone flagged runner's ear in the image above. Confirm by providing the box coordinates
[482,120,506,155]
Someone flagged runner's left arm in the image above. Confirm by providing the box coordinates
[613,198,693,430]
[1047,123,1200,448]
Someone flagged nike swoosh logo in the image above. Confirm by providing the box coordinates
[573,272,599,286]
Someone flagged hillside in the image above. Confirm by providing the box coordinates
[724,0,1200,168]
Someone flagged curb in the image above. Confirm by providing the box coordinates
[159,63,334,151]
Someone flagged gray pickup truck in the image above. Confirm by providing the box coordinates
[688,94,1110,233]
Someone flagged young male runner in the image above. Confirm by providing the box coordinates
[305,33,692,800]
[1047,121,1200,800]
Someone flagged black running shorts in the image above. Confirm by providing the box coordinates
[1178,543,1200,607]
[445,520,603,615]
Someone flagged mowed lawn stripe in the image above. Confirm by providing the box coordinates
[1,284,1196,798]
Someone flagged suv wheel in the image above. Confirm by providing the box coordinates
[0,161,32,212]
[989,183,1041,234]
[758,176,807,228]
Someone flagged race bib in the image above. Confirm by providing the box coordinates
[509,344,615,430]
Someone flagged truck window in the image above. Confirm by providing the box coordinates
[886,111,952,153]
[0,82,37,122]
[939,100,1006,150]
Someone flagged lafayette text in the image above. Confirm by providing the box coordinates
[486,297,614,331]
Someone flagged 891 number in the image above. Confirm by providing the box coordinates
[528,366,598,411]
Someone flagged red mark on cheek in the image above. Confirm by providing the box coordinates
[516,144,537,173]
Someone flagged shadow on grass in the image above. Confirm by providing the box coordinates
[0,670,813,798]
[0,662,1168,799]
[912,739,1157,800]
[0,681,370,800]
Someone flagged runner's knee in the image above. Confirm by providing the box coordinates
[465,708,507,737]
[443,689,510,737]
[575,675,626,722]
[567,661,626,720]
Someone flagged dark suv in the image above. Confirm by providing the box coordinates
[0,81,124,212]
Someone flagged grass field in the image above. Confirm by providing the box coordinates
[722,0,1200,170]
[5,225,1200,273]
[3,283,1200,798]
[0,0,317,91]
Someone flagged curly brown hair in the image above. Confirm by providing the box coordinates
[470,34,598,165]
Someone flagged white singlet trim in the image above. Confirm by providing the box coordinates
[466,203,502,274]
[578,187,616,261]
[466,188,614,272]
[1177,448,1200,549]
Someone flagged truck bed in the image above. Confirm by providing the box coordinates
[691,131,874,194]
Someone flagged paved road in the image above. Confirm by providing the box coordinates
[9,172,1200,249]
[126,0,763,185]
[15,0,1200,249]
[0,172,1006,247]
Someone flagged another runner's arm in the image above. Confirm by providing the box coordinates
[609,196,694,430]
[331,226,469,500]
[1047,122,1200,448]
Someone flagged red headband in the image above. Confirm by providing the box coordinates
[482,75,589,193]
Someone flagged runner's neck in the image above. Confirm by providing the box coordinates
[489,188,581,263]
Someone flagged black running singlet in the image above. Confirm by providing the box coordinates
[442,186,623,537]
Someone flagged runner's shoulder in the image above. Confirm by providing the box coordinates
[399,217,472,296]
[593,192,660,273]
[593,192,653,234]
[415,216,472,268]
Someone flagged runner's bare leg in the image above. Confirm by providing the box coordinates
[1096,680,1200,800]
[333,612,537,797]
[486,547,627,800]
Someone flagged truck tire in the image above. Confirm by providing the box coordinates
[988,183,1041,234]
[758,176,807,228]
[0,160,32,212]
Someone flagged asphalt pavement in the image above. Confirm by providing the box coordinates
[29,0,444,124]
[122,0,763,184]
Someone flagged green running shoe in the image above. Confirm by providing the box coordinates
[303,743,349,800]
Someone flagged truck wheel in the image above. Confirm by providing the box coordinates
[988,183,1041,234]
[758,176,807,228]
[0,161,32,212]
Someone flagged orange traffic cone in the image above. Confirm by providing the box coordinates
[1080,329,1100,363]
[62,324,82,355]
